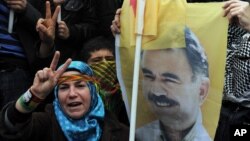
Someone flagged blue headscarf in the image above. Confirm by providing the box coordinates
[53,61,105,141]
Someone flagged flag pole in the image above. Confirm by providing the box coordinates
[8,9,14,33]
[115,34,131,121]
[129,0,145,140]
[57,8,61,22]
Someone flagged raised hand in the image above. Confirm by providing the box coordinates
[30,51,72,99]
[223,0,250,31]
[36,1,60,45]
[5,0,27,12]
[58,21,70,39]
[110,8,121,36]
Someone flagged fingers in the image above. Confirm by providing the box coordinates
[223,0,248,24]
[111,8,122,35]
[110,18,121,35]
[115,8,121,26]
[36,70,45,81]
[58,31,68,39]
[36,69,50,82]
[57,21,66,32]
[57,21,69,39]
[223,0,234,9]
[5,0,26,11]
[116,8,122,15]
[45,1,52,19]
[37,24,48,35]
[223,1,235,17]
[36,18,44,31]
[45,1,60,21]
[111,21,120,35]
[226,7,241,22]
[5,0,22,5]
[50,51,60,71]
[52,5,61,23]
[55,58,72,79]
[58,21,66,27]
[223,2,241,17]
[114,14,121,28]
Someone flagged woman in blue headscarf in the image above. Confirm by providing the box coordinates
[0,52,129,141]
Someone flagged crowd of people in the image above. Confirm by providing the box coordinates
[0,0,127,140]
[0,0,250,140]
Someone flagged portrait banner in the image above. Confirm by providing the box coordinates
[116,0,228,140]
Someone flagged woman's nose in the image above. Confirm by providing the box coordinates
[68,86,77,97]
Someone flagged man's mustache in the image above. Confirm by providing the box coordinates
[148,92,178,107]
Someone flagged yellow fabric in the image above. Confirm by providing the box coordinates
[120,0,186,50]
[186,3,228,138]
[119,0,228,139]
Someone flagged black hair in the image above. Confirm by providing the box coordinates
[75,36,115,62]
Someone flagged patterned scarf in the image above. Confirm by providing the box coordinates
[58,74,98,86]
[90,60,123,115]
[53,61,105,141]
[90,60,120,95]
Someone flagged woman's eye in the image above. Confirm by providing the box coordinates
[77,84,86,88]
[59,86,68,90]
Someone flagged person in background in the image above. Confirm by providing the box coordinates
[23,0,99,105]
[214,0,250,140]
[0,0,56,110]
[0,50,129,141]
[0,1,59,140]
[75,36,130,126]
[29,0,99,65]
[96,0,123,41]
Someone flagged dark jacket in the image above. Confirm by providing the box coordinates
[5,1,53,74]
[56,0,99,64]
[96,0,123,40]
[0,103,129,141]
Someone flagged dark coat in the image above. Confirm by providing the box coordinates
[9,1,53,74]
[95,0,123,40]
[0,103,129,141]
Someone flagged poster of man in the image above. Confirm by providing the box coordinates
[136,27,210,141]
[116,0,228,140]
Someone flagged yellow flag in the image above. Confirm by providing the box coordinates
[120,0,186,49]
[118,0,228,140]
[186,3,228,138]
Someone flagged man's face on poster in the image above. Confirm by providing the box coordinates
[141,48,209,130]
